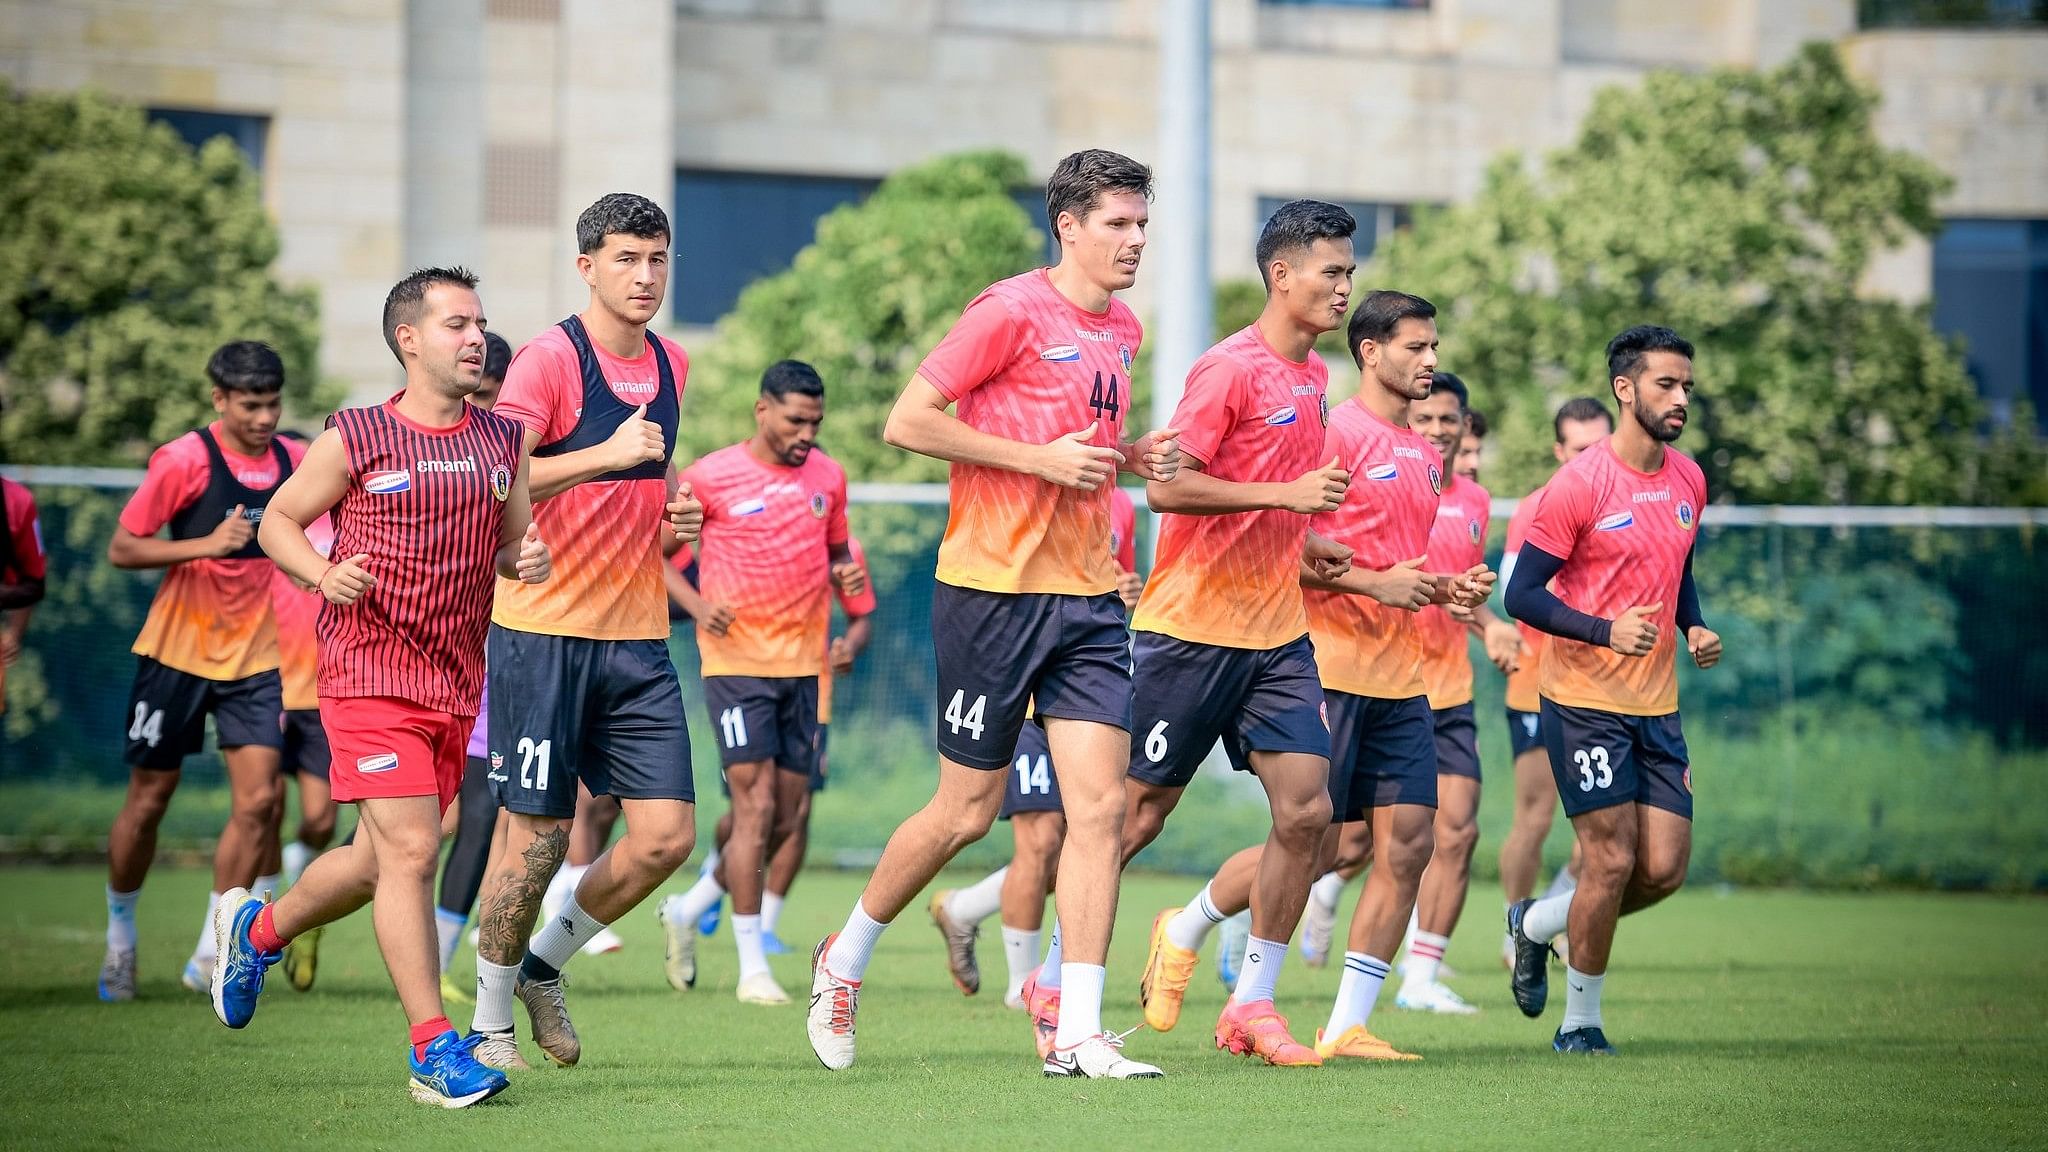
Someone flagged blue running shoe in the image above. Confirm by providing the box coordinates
[210,887,280,1029]
[1553,1026,1618,1055]
[761,928,791,956]
[410,1031,511,1108]
[1217,911,1249,988]
[699,894,723,937]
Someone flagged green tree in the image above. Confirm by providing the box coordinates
[1368,43,2044,506]
[0,85,327,465]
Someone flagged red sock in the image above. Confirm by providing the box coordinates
[410,1016,454,1060]
[247,904,290,954]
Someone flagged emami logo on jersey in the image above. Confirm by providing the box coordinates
[357,752,399,774]
[1365,463,1399,481]
[1596,511,1634,532]
[364,470,411,495]
[1264,406,1299,426]
[1039,344,1081,362]
[1676,500,1695,530]
[730,498,767,517]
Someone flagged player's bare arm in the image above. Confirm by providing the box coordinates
[1145,453,1348,516]
[830,611,873,675]
[829,539,866,598]
[1472,608,1522,673]
[492,449,549,585]
[107,505,257,569]
[258,428,374,605]
[524,399,669,502]
[884,375,1120,490]
[1303,552,1437,610]
[1118,426,1183,482]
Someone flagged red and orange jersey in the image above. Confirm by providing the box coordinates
[818,537,875,725]
[1417,475,1491,709]
[491,325,686,641]
[685,442,851,678]
[1133,326,1328,650]
[1303,398,1442,699]
[271,514,334,711]
[121,425,306,681]
[1501,483,1548,713]
[1,477,45,585]
[1526,440,1707,716]
[920,269,1141,597]
[1110,485,1138,574]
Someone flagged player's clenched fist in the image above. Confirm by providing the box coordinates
[1303,531,1353,582]
[1686,625,1722,669]
[1037,421,1120,491]
[1449,563,1496,610]
[699,602,736,638]
[210,503,256,556]
[667,480,703,545]
[605,402,667,471]
[832,561,867,599]
[1131,427,1182,483]
[515,521,551,585]
[1609,602,1661,657]
[1280,455,1349,514]
[317,553,376,606]
[1483,618,1522,675]
[1373,556,1437,611]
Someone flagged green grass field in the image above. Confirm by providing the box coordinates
[4,867,2044,1149]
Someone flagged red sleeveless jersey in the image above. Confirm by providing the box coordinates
[317,398,525,715]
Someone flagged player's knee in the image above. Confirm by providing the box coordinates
[1638,853,1687,900]
[300,812,337,849]
[1275,791,1333,845]
[636,824,696,875]
[1436,814,1479,864]
[1579,836,1637,886]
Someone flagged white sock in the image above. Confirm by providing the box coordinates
[1051,963,1105,1050]
[1037,921,1064,988]
[192,892,222,962]
[701,846,721,876]
[527,895,606,975]
[251,873,281,902]
[435,908,467,973]
[1543,866,1578,900]
[1400,905,1420,955]
[1165,881,1227,952]
[542,862,586,921]
[282,841,315,888]
[1001,925,1040,1002]
[1310,870,1345,911]
[945,867,1008,927]
[823,900,888,981]
[673,871,726,925]
[733,913,770,980]
[1233,935,1288,1005]
[761,891,785,936]
[1403,930,1450,987]
[1561,965,1604,1031]
[1523,891,1572,944]
[106,887,139,953]
[473,958,519,1034]
[1324,952,1392,1038]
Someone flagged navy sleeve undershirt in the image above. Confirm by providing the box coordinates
[1503,543,1612,648]
[1676,546,1704,633]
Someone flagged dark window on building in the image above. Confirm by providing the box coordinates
[1260,0,1429,8]
[1932,218,2048,430]
[1857,0,2045,29]
[147,108,269,174]
[1256,197,1413,264]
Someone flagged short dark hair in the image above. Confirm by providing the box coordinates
[577,192,671,255]
[1255,199,1356,291]
[1427,370,1468,412]
[760,359,825,401]
[482,332,513,382]
[1606,325,1695,384]
[1553,396,1615,442]
[206,341,285,395]
[381,266,480,366]
[1465,409,1489,439]
[1346,290,1437,367]
[1045,150,1153,246]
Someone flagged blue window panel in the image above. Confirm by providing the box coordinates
[1256,196,1413,263]
[147,108,268,174]
[672,170,878,325]
[1932,218,2048,431]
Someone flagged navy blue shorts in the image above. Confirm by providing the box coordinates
[999,721,1064,820]
[1432,702,1479,781]
[1506,707,1545,757]
[1540,699,1691,819]
[486,625,693,818]
[1326,691,1437,820]
[282,708,331,779]
[931,584,1132,771]
[1127,633,1329,790]
[125,658,283,770]
[704,675,818,777]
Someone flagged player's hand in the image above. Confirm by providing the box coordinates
[1609,603,1661,657]
[317,553,376,606]
[1130,427,1182,483]
[1303,532,1353,582]
[1449,563,1496,609]
[1371,556,1436,611]
[829,634,857,675]
[1447,601,1476,624]
[1483,618,1522,674]
[1278,456,1349,514]
[1116,570,1144,611]
[1036,422,1120,491]
[666,480,703,546]
[208,504,256,556]
[1687,625,1722,669]
[515,521,551,585]
[832,561,867,599]
[606,402,667,471]
[700,602,736,637]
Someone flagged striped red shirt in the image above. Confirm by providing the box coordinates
[318,398,525,715]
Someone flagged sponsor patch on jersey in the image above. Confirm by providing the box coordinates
[490,464,512,502]
[809,492,828,519]
[1676,500,1695,530]
[364,470,411,495]
[1039,344,1081,363]
[1119,344,1133,372]
[730,498,767,517]
[1365,463,1399,481]
[1595,511,1635,532]
[356,752,399,774]
[1264,405,1299,426]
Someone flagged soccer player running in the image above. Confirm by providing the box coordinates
[209,266,546,1108]
[652,359,863,1007]
[1495,397,1614,968]
[804,149,1181,1080]
[1504,325,1719,1055]
[1116,200,1361,1069]
[98,343,305,1002]
[468,193,703,1071]
[0,475,48,716]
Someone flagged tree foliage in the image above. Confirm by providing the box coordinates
[0,85,327,465]
[1368,43,2044,505]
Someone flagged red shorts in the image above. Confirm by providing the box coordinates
[320,696,474,812]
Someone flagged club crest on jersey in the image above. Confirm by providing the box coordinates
[1039,344,1081,363]
[357,752,399,774]
[1264,405,1299,427]
[1596,511,1635,532]
[364,470,411,495]
[1428,465,1443,495]
[730,498,767,517]
[1365,463,1399,481]
[1676,500,1695,530]
[490,464,512,502]
[809,492,828,519]
[1468,519,1483,545]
